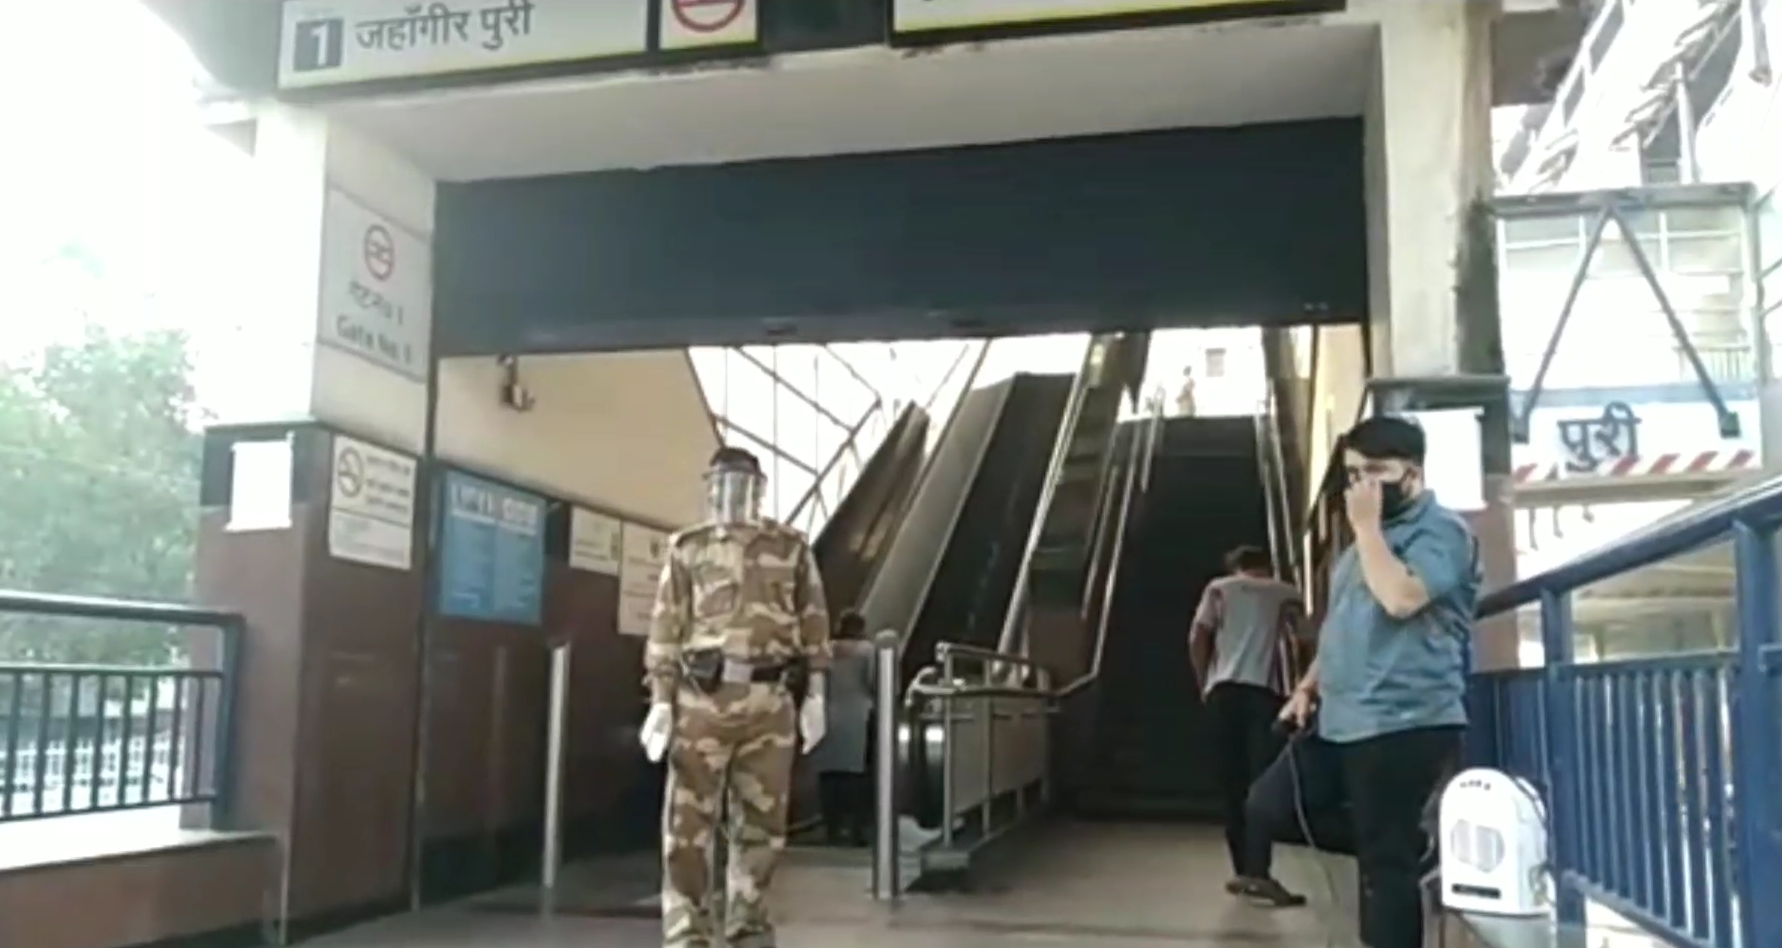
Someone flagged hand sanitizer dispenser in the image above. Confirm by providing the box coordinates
[1438,768,1548,917]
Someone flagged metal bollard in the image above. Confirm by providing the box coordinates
[540,642,571,908]
[871,630,901,901]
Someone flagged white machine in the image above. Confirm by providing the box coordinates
[1437,767,1549,917]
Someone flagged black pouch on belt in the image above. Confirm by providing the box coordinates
[683,649,724,694]
[784,656,811,705]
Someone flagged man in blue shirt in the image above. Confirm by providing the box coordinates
[1232,416,1476,948]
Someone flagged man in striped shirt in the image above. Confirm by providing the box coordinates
[1190,545,1307,903]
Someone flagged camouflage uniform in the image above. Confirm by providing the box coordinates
[646,518,831,948]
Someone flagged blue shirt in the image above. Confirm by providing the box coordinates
[1317,491,1479,744]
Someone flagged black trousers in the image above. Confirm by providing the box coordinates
[1205,682,1284,877]
[817,723,877,844]
[817,772,870,842]
[1243,725,1460,948]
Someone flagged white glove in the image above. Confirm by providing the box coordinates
[799,691,826,755]
[640,702,672,763]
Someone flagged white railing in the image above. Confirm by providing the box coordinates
[5,735,180,816]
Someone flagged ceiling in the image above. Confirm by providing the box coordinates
[317,15,1376,180]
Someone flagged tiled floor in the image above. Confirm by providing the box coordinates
[303,821,1672,947]
[311,822,1357,947]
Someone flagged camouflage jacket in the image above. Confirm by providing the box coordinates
[643,519,832,704]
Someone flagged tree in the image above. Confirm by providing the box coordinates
[0,325,203,665]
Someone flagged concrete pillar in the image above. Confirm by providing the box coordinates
[212,106,434,448]
[1358,0,1520,671]
[195,106,723,927]
[1360,0,1501,380]
[194,106,439,929]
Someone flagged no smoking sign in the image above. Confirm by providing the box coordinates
[663,0,754,48]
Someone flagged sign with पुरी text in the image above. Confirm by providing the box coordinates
[893,0,1305,32]
[617,523,669,637]
[328,435,418,570]
[569,507,623,576]
[278,0,652,89]
[317,189,432,380]
[437,471,547,625]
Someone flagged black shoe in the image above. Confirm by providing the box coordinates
[1233,877,1307,908]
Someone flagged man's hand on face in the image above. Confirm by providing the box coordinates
[1345,477,1383,532]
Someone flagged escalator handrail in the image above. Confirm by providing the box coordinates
[1263,388,1302,588]
[1252,408,1285,582]
[993,335,1110,655]
[1056,395,1158,700]
[886,340,996,657]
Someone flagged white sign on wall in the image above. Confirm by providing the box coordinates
[318,189,432,380]
[227,438,296,533]
[617,523,670,637]
[278,0,652,89]
[569,508,624,576]
[892,0,1298,32]
[328,435,419,570]
[659,0,758,50]
[1406,409,1485,513]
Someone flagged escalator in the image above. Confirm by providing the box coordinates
[900,373,1072,681]
[809,404,930,617]
[1074,415,1273,819]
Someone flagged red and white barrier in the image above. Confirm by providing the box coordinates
[1514,449,1757,484]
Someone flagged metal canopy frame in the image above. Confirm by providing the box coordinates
[1491,183,1757,444]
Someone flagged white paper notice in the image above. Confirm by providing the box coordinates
[617,523,670,636]
[569,507,623,575]
[227,438,294,532]
[1407,409,1486,512]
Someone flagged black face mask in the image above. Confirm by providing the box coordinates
[1379,477,1412,520]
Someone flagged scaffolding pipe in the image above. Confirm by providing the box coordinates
[1607,207,1740,436]
[1514,207,1614,441]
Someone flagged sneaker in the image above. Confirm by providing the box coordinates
[1234,877,1308,908]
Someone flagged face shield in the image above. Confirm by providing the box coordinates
[706,462,766,525]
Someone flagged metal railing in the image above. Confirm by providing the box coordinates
[0,591,243,826]
[1467,476,1782,948]
[1253,391,1299,589]
[872,395,1158,897]
[1060,397,1162,701]
[993,335,1106,655]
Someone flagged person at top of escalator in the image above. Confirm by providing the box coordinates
[1189,545,1308,903]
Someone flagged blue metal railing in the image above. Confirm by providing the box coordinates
[1467,479,1782,948]
[0,591,243,826]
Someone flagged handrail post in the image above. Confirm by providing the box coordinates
[212,615,245,829]
[540,641,571,908]
[995,335,1105,655]
[1538,589,1585,930]
[871,630,901,901]
[1731,521,1782,948]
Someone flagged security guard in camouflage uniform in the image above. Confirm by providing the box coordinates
[640,446,831,948]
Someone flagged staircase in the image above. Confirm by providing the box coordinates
[1015,333,1148,682]
[1074,416,1270,819]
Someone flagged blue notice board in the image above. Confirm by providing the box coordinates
[437,471,546,625]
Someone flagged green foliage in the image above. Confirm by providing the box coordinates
[0,325,202,665]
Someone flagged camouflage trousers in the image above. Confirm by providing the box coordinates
[661,682,796,948]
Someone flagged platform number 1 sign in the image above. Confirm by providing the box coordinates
[292,17,346,72]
